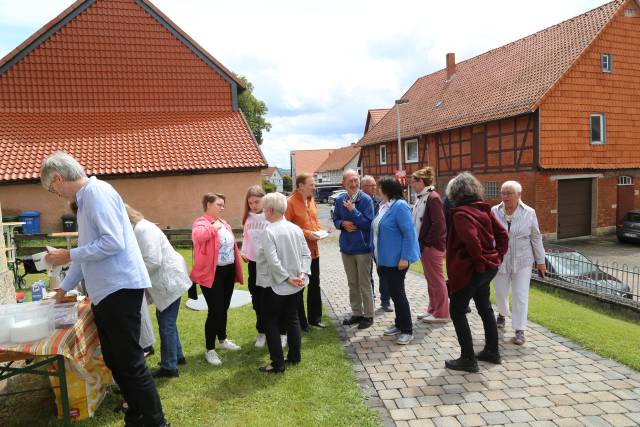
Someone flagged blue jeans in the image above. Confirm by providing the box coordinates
[156,297,184,370]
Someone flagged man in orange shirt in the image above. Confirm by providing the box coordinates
[285,173,325,331]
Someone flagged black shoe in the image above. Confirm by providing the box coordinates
[342,315,363,326]
[143,346,154,358]
[381,304,394,313]
[285,359,300,366]
[177,357,187,365]
[445,357,479,373]
[258,364,285,373]
[301,325,311,332]
[310,321,326,329]
[357,317,373,330]
[152,367,179,378]
[476,349,501,364]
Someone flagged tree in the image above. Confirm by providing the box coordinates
[261,178,276,194]
[282,175,293,193]
[238,75,271,144]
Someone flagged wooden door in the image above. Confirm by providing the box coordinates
[617,182,635,224]
[557,179,592,239]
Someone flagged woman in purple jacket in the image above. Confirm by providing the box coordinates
[410,167,449,323]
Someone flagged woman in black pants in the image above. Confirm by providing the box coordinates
[445,172,509,372]
[190,193,245,366]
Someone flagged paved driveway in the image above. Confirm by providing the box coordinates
[318,237,640,427]
[554,235,640,270]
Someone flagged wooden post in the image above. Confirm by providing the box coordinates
[0,202,16,305]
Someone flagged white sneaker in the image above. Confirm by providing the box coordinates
[280,334,287,348]
[205,349,221,366]
[416,312,429,320]
[218,339,241,351]
[255,334,266,348]
[396,334,414,345]
[421,314,450,324]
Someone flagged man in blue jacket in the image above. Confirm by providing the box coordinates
[333,170,375,329]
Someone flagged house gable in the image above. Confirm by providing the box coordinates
[0,0,241,113]
[538,0,640,169]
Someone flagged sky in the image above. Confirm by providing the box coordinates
[0,0,607,168]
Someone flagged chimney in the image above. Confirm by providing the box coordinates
[446,52,456,80]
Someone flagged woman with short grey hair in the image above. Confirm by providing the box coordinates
[444,172,509,372]
[491,181,546,346]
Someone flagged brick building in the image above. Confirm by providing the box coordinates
[359,0,640,239]
[0,0,266,231]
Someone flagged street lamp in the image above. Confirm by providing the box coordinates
[395,98,409,178]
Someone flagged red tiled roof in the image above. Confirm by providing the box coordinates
[0,0,265,181]
[291,149,334,175]
[0,112,265,181]
[262,167,279,177]
[358,0,623,146]
[317,145,360,172]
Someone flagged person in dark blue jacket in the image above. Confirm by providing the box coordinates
[333,170,375,330]
[371,177,420,345]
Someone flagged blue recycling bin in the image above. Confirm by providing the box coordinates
[19,211,41,234]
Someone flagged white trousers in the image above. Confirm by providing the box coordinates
[493,267,532,331]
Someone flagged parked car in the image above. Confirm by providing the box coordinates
[542,246,632,299]
[327,190,347,205]
[315,186,342,203]
[616,210,640,243]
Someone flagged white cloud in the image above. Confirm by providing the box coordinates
[0,0,607,167]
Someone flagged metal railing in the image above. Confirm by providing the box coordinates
[534,244,640,309]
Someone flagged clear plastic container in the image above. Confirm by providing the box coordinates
[53,302,79,328]
[0,307,14,343]
[3,301,54,344]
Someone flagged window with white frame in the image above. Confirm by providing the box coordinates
[618,176,633,186]
[405,139,418,163]
[379,145,387,165]
[601,53,612,73]
[484,181,498,199]
[590,114,606,144]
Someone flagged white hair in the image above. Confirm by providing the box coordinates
[446,172,484,204]
[40,151,87,189]
[342,169,359,182]
[263,192,287,215]
[501,180,522,194]
[362,175,376,184]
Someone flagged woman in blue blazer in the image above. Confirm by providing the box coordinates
[371,178,420,345]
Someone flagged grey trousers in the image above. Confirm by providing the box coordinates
[342,253,374,318]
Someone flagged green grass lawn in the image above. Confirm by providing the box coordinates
[411,258,640,371]
[8,249,380,427]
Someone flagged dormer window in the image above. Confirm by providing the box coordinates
[601,53,612,73]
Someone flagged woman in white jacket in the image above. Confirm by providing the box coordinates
[491,181,546,346]
[126,205,192,378]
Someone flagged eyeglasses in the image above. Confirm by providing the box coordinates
[500,191,516,196]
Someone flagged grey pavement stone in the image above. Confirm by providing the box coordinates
[316,238,640,426]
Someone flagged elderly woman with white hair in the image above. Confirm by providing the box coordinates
[257,192,311,373]
[491,181,546,346]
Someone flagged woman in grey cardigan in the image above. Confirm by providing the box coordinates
[492,181,546,345]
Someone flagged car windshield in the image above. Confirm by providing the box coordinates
[546,251,599,277]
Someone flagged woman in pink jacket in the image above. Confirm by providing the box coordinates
[190,193,244,366]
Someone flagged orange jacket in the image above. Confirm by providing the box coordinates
[285,191,321,258]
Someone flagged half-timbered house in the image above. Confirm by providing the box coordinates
[359,0,640,239]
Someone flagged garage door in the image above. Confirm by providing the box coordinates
[557,179,592,239]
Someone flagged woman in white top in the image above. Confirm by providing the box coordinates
[240,185,271,348]
[491,181,546,346]
[256,192,311,373]
[126,205,192,378]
